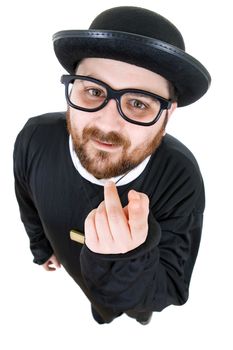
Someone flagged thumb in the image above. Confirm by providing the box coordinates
[128,189,141,206]
[128,190,149,220]
[51,255,61,268]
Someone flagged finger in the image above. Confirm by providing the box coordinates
[51,256,61,268]
[47,265,56,271]
[84,209,99,247]
[128,190,149,238]
[104,181,130,238]
[94,201,114,252]
[43,261,56,271]
[95,201,114,240]
[128,190,149,209]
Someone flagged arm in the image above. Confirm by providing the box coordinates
[13,126,54,265]
[80,181,204,313]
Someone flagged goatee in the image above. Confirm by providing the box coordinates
[66,110,167,179]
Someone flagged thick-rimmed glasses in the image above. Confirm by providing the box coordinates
[61,75,172,126]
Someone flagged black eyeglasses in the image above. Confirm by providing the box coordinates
[61,75,172,126]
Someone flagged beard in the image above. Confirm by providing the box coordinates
[66,109,167,179]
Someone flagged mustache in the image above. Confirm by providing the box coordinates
[82,127,131,147]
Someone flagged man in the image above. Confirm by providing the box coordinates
[13,6,211,325]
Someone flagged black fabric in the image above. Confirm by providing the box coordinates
[89,7,185,50]
[52,6,211,107]
[13,112,205,323]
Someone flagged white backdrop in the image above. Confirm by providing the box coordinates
[1,0,232,349]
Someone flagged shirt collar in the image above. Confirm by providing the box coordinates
[69,135,151,187]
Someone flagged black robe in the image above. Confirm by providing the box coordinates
[13,112,205,322]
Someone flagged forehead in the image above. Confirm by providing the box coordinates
[76,58,170,96]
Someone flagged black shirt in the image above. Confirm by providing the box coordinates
[13,112,205,322]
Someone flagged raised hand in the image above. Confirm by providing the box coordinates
[84,181,149,254]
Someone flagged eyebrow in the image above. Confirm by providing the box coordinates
[76,73,164,97]
[81,73,99,79]
[124,92,156,98]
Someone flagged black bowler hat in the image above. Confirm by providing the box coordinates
[53,6,211,107]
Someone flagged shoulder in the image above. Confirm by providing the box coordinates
[147,134,205,215]
[13,112,67,167]
[14,111,67,146]
[161,134,201,173]
[153,134,202,181]
[21,111,66,134]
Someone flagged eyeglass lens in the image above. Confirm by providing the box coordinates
[68,78,162,124]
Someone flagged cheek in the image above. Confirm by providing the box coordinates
[127,124,161,149]
[69,109,87,134]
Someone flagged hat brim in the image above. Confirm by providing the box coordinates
[53,30,211,107]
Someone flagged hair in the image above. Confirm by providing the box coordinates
[168,81,179,102]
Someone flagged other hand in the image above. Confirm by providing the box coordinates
[42,254,61,271]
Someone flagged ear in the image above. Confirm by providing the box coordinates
[167,101,177,122]
[163,101,177,135]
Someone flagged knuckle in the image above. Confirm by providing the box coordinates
[85,209,96,223]
[141,193,150,206]
[133,230,148,246]
[116,239,134,254]
[134,235,147,247]
[131,219,148,234]
[117,245,130,254]
[108,206,120,220]
[97,201,105,213]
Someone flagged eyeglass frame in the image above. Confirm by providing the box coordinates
[61,74,173,127]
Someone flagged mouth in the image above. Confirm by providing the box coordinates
[92,138,121,151]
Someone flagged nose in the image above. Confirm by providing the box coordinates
[95,98,123,131]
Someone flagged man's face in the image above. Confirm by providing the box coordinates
[67,58,176,179]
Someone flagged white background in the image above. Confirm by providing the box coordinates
[1,0,232,349]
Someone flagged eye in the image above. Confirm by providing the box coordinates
[86,88,106,97]
[129,99,148,109]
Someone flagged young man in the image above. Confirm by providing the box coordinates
[13,6,211,325]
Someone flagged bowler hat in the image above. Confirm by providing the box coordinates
[53,6,211,107]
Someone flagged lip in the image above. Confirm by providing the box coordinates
[92,138,121,151]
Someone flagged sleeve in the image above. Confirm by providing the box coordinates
[79,181,204,314]
[13,124,54,265]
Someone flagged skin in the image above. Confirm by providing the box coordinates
[42,254,61,271]
[85,180,150,254]
[43,58,177,268]
[67,58,177,179]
